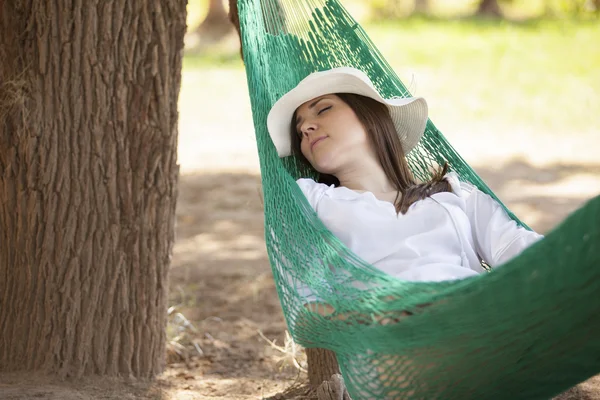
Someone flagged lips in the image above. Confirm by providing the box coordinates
[310,136,328,151]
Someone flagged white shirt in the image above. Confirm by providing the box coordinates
[297,172,543,282]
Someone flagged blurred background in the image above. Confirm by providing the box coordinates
[166,1,600,398]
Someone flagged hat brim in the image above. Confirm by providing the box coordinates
[266,67,428,158]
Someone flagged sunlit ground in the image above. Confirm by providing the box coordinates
[179,14,600,227]
[2,4,598,400]
[166,3,600,399]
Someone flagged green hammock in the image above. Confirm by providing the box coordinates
[236,0,600,398]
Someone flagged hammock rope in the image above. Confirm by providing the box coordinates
[237,0,600,398]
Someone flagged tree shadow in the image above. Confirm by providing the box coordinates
[376,13,600,30]
[169,171,295,386]
[471,158,600,233]
[170,163,600,391]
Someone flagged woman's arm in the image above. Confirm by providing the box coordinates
[297,178,327,211]
[463,184,543,266]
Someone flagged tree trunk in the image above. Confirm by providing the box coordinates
[0,0,186,378]
[308,349,353,400]
[229,0,243,60]
[476,0,503,17]
[307,348,342,389]
[316,374,352,400]
[227,0,287,58]
[414,0,429,13]
[226,1,349,395]
[196,0,234,43]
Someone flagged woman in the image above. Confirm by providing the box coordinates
[263,67,600,400]
[266,67,543,285]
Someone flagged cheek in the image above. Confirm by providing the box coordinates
[301,139,331,172]
[305,146,341,175]
[300,139,311,160]
[343,122,370,145]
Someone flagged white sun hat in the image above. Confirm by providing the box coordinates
[266,67,428,158]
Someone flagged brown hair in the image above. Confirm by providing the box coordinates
[290,93,451,214]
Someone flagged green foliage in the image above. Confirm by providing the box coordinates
[369,0,415,19]
[340,0,600,20]
[182,16,599,137]
[545,0,600,16]
[364,17,600,133]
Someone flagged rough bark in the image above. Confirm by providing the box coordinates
[308,349,352,399]
[0,0,186,378]
[316,374,353,400]
[476,0,503,17]
[306,348,342,389]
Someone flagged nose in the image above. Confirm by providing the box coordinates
[299,119,318,138]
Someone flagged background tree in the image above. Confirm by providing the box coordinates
[477,0,503,17]
[414,0,430,14]
[546,0,600,16]
[227,1,350,398]
[0,0,186,378]
[370,0,413,19]
[195,0,234,45]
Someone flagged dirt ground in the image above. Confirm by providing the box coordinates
[162,161,600,400]
[2,162,599,400]
[1,67,599,399]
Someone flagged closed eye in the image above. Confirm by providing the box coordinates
[295,104,332,139]
[318,106,332,115]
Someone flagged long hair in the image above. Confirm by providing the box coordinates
[290,93,451,214]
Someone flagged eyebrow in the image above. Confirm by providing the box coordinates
[295,97,328,129]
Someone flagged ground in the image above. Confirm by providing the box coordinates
[1,15,600,399]
[2,69,599,400]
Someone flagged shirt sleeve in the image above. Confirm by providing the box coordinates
[447,173,544,266]
[296,178,327,211]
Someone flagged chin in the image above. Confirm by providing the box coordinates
[310,157,339,176]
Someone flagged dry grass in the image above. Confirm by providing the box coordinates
[166,305,204,365]
[258,330,307,373]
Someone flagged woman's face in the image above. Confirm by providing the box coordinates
[294,94,371,175]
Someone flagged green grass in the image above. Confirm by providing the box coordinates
[183,51,244,69]
[182,16,599,137]
[364,17,600,132]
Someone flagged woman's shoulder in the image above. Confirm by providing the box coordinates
[296,178,329,193]
[296,178,365,207]
[443,171,476,198]
[296,178,333,209]
[442,172,502,212]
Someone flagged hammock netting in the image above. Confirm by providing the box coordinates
[236,0,600,398]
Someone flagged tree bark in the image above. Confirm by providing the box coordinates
[0,0,186,378]
[308,349,352,399]
[307,348,342,389]
[316,373,352,400]
[476,0,503,17]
